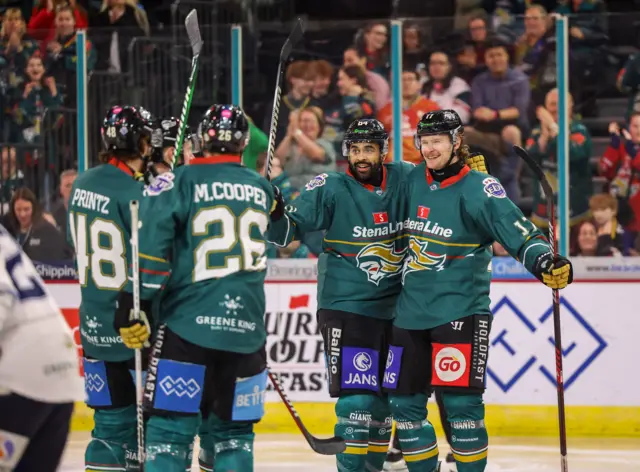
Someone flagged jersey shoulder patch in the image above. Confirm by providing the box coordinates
[304,173,330,191]
[480,176,507,199]
[143,172,175,197]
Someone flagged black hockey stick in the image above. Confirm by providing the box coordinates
[267,368,346,455]
[173,9,203,167]
[513,145,569,471]
[265,18,306,181]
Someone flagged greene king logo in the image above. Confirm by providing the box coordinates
[356,241,406,285]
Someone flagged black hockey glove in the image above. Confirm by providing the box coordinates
[270,185,285,222]
[114,292,153,349]
[532,253,573,289]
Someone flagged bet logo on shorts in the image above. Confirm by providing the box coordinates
[435,347,466,382]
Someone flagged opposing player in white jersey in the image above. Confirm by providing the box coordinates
[0,224,85,471]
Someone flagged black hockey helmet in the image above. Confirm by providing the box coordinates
[342,118,389,157]
[414,109,463,150]
[101,105,151,153]
[197,104,249,154]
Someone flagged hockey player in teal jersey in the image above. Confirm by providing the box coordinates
[382,110,574,472]
[66,105,155,471]
[113,105,274,472]
[269,119,414,472]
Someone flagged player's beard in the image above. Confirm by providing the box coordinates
[349,159,383,186]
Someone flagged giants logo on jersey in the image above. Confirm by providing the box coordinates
[356,242,407,286]
[402,237,447,282]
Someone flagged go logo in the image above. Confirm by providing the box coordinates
[434,346,467,382]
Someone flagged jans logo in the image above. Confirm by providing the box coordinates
[356,241,406,285]
[342,347,379,391]
[488,296,607,392]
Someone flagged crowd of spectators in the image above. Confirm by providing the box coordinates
[2,0,640,263]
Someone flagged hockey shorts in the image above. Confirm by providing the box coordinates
[0,393,73,471]
[383,314,491,395]
[83,355,148,409]
[143,324,267,422]
[318,309,392,398]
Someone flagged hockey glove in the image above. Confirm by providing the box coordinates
[114,292,153,349]
[466,153,489,174]
[532,253,573,289]
[270,185,285,222]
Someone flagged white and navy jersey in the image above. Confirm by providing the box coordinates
[0,224,84,403]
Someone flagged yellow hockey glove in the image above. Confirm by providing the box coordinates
[466,154,488,174]
[114,293,153,349]
[533,253,573,289]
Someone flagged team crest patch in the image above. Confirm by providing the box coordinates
[144,172,175,196]
[305,173,328,191]
[482,177,506,198]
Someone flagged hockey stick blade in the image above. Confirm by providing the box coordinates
[513,145,553,199]
[185,9,203,55]
[267,369,346,455]
[279,18,306,62]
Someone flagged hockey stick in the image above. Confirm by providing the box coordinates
[173,9,203,168]
[129,200,145,469]
[267,367,345,455]
[513,145,568,471]
[265,18,306,181]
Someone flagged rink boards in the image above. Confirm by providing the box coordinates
[43,259,640,437]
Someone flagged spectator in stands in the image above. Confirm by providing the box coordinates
[337,65,376,126]
[309,59,335,111]
[11,54,63,143]
[515,5,556,117]
[256,152,318,258]
[275,106,336,191]
[0,145,23,214]
[343,46,390,110]
[91,0,150,73]
[5,186,72,261]
[454,0,486,30]
[1,8,38,83]
[467,15,489,68]
[617,53,640,123]
[527,88,592,232]
[44,5,96,104]
[422,50,472,124]
[402,23,427,72]
[355,22,390,78]
[600,115,640,240]
[28,0,88,43]
[466,38,529,200]
[589,193,625,256]
[50,168,76,239]
[571,220,598,256]
[272,60,313,144]
[377,69,439,164]
[554,0,607,116]
[454,40,482,84]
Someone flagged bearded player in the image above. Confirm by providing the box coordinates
[269,119,414,472]
[382,110,573,472]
